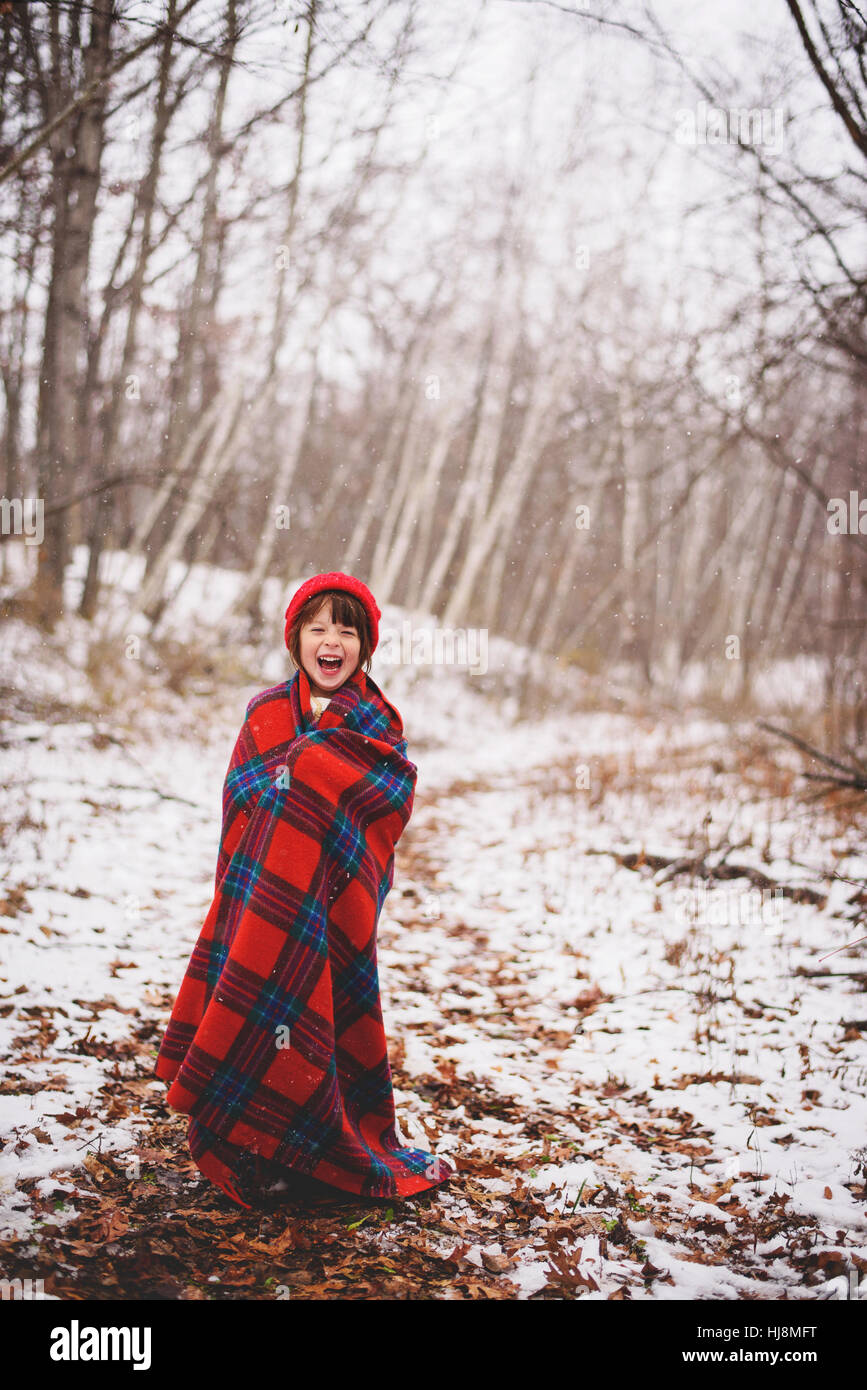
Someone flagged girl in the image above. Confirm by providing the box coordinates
[154,571,452,1208]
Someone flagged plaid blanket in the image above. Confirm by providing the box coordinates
[154,664,452,1204]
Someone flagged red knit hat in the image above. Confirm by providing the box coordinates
[283,571,381,654]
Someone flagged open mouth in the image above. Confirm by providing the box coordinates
[317,654,343,673]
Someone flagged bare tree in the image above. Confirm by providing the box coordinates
[28,1,117,624]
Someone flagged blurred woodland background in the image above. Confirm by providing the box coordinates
[0,0,865,745]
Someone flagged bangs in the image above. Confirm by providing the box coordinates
[310,591,364,631]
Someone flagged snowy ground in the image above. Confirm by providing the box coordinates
[0,576,865,1299]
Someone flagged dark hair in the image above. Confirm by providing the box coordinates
[286,590,373,673]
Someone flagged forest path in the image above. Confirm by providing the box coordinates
[1,686,864,1300]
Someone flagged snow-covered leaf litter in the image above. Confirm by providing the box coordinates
[380,692,867,1298]
[0,714,225,1228]
[0,600,864,1297]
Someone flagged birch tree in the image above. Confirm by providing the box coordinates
[416,285,522,617]
[441,342,577,627]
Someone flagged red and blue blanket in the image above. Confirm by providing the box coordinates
[154,663,452,1205]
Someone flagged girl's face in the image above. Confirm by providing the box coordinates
[298,600,361,696]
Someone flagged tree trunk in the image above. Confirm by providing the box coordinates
[79,0,181,619]
[403,394,470,611]
[653,462,718,689]
[375,385,468,607]
[122,378,248,628]
[764,454,831,661]
[535,450,615,654]
[723,469,783,700]
[441,347,573,627]
[32,2,115,626]
[143,0,240,575]
[341,327,433,574]
[417,307,521,617]
[230,362,317,626]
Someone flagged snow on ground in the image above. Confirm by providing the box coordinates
[0,550,864,1298]
[384,727,867,1298]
